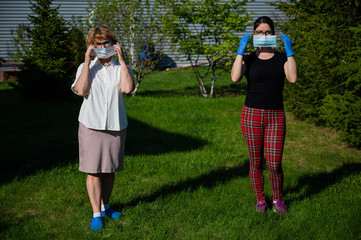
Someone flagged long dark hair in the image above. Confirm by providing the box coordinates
[254,16,275,33]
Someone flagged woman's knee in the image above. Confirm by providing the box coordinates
[87,173,102,180]
[266,161,283,173]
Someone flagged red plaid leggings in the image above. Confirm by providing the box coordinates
[241,105,286,201]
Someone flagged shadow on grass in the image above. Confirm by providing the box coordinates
[0,217,11,235]
[0,90,206,185]
[0,90,81,185]
[116,160,249,210]
[126,118,207,156]
[285,163,361,203]
[136,87,200,97]
[214,83,247,97]
[116,162,361,210]
[136,82,246,98]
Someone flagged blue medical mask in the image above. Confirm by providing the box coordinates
[253,35,277,47]
[93,46,116,59]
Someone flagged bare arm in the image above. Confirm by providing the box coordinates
[115,43,134,94]
[284,56,298,83]
[231,55,246,82]
[73,45,94,96]
[231,34,250,83]
[281,34,298,84]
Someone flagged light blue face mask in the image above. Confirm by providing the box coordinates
[253,35,277,47]
[93,46,116,59]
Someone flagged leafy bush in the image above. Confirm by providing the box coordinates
[164,0,251,97]
[274,0,361,148]
[68,17,87,69]
[12,0,83,100]
[319,94,361,148]
[87,0,171,96]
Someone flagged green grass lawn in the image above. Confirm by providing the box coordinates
[0,69,361,240]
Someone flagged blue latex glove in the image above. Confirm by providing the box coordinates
[281,34,294,57]
[236,34,250,56]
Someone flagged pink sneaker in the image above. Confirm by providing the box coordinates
[273,200,288,214]
[256,200,267,213]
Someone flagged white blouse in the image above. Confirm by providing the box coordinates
[71,57,133,131]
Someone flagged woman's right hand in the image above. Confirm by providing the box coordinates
[232,34,249,82]
[85,44,95,65]
[236,34,250,56]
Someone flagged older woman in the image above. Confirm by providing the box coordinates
[72,26,134,231]
[231,16,298,214]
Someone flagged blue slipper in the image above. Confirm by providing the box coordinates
[101,211,106,217]
[102,207,122,220]
[91,217,104,231]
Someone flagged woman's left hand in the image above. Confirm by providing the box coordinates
[115,43,126,64]
[281,34,295,58]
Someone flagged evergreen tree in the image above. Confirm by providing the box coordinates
[15,0,76,100]
[273,0,361,148]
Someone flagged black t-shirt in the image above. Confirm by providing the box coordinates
[243,51,288,109]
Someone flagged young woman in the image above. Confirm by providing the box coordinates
[231,16,298,214]
[72,26,134,231]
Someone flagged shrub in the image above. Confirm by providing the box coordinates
[12,0,80,100]
[274,0,361,148]
[319,94,361,148]
[68,17,87,69]
[87,0,171,96]
[165,0,251,97]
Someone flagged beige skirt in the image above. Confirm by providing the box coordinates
[78,122,126,173]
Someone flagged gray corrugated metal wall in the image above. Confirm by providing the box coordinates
[246,0,288,31]
[0,0,88,62]
[0,0,287,66]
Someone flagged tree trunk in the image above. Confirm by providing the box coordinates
[210,78,215,98]
[190,62,208,97]
[210,65,216,98]
[199,79,208,97]
[132,80,141,96]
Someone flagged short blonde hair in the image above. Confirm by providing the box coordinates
[86,26,117,47]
